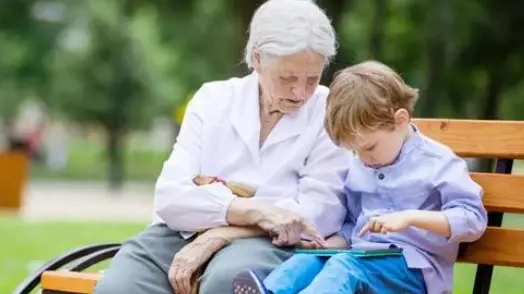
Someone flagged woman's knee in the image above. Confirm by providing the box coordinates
[93,239,171,294]
[323,253,367,279]
[199,253,277,293]
[93,274,127,294]
[199,238,291,293]
[199,259,255,294]
[94,259,171,294]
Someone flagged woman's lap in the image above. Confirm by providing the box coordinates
[201,237,293,293]
[93,223,189,294]
[94,223,292,294]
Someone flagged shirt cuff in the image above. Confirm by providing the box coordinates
[156,183,235,232]
[443,207,469,243]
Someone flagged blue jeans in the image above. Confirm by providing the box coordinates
[263,253,427,294]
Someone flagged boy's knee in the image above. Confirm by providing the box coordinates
[281,253,324,267]
[325,253,361,272]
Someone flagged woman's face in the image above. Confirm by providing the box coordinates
[254,50,325,113]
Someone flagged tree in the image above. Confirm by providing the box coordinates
[318,0,352,85]
[48,0,180,189]
[0,0,63,126]
[420,0,452,118]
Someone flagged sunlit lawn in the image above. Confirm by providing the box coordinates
[0,215,146,293]
[1,215,523,293]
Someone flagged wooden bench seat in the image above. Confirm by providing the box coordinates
[36,118,524,294]
[41,272,101,294]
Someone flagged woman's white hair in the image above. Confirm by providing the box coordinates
[244,0,337,69]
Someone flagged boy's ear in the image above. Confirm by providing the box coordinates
[394,108,410,127]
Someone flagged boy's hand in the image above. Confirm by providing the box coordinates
[358,211,414,236]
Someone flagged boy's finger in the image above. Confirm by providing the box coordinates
[358,222,370,237]
[372,219,383,232]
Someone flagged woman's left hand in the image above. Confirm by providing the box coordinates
[168,232,229,294]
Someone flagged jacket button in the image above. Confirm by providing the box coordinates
[378,173,385,180]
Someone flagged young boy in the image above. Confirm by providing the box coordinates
[233,61,488,294]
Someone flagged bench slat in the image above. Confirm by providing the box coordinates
[472,173,524,213]
[41,271,101,294]
[458,227,524,267]
[414,119,524,159]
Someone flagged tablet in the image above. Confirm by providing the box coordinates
[293,248,403,258]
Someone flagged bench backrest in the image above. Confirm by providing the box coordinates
[0,152,28,210]
[414,119,524,269]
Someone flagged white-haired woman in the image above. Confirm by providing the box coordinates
[94,1,348,293]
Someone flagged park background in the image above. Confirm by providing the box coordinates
[1,0,523,293]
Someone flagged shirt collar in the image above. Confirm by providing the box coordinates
[365,122,424,171]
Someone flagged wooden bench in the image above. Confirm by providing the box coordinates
[15,118,524,294]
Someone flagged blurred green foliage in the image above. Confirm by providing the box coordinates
[1,0,524,185]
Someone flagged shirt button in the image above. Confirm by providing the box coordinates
[378,173,385,180]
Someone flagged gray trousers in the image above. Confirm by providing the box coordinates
[93,223,292,294]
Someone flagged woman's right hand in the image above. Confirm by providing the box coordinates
[226,198,327,247]
[258,205,326,247]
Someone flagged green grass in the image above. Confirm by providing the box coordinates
[0,215,146,293]
[30,138,169,182]
[1,215,523,293]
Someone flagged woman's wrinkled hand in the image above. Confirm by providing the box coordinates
[297,240,324,249]
[168,232,229,294]
[255,204,327,248]
[296,234,349,250]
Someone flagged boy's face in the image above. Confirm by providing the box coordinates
[343,109,410,168]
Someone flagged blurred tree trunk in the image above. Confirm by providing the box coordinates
[107,125,125,190]
[481,73,503,120]
[105,71,128,191]
[474,71,504,172]
[319,0,351,85]
[370,0,387,60]
[106,56,131,190]
[106,3,132,191]
[421,0,451,118]
[228,0,265,75]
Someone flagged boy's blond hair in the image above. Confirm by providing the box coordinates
[325,60,419,146]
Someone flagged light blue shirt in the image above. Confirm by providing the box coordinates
[340,124,488,294]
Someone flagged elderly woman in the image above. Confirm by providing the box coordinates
[94,1,348,294]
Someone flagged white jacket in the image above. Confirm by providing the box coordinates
[153,72,349,238]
